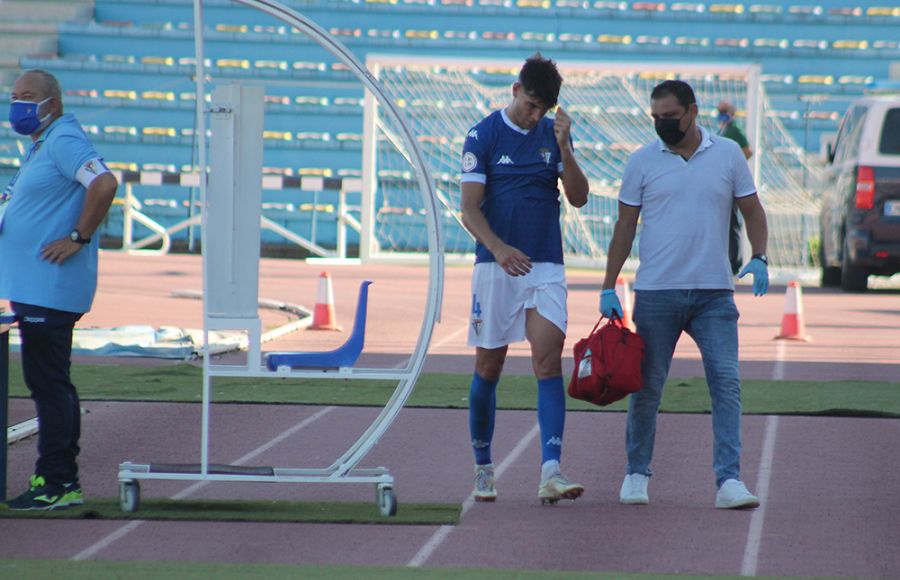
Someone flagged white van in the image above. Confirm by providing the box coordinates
[819,95,900,291]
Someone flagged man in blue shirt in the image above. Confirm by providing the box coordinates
[460,54,590,504]
[600,80,769,509]
[1,70,117,510]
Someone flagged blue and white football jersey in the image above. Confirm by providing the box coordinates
[460,109,565,265]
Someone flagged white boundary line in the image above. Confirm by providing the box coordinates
[391,317,468,370]
[407,422,540,568]
[739,339,787,576]
[741,415,779,577]
[71,407,335,561]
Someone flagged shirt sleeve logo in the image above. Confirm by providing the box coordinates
[462,151,478,172]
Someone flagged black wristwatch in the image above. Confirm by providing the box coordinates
[69,229,91,244]
[751,253,768,265]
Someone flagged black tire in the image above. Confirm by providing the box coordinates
[820,242,842,287]
[841,239,868,292]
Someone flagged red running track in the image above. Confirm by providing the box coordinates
[1,401,898,577]
[2,253,899,576]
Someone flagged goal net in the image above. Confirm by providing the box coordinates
[361,56,822,270]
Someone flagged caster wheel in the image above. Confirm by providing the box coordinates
[120,480,140,513]
[377,484,397,517]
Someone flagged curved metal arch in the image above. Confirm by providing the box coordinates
[193,0,444,475]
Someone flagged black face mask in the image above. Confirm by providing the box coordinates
[655,113,688,146]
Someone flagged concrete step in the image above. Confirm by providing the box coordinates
[0,0,94,23]
[0,24,57,60]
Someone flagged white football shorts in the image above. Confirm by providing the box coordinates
[467,262,567,349]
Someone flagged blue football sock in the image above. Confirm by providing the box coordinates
[468,372,498,465]
[537,376,565,465]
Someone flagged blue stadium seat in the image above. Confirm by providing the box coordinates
[265,281,372,371]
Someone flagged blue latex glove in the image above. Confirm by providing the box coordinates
[738,257,769,296]
[599,289,624,318]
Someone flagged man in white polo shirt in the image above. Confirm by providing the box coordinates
[599,80,769,509]
[0,69,117,510]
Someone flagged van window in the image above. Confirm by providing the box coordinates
[879,108,900,155]
[833,105,867,163]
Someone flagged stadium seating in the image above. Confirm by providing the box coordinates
[2,0,898,250]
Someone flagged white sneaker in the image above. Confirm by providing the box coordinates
[715,479,760,509]
[472,464,497,502]
[619,473,650,505]
[538,472,584,504]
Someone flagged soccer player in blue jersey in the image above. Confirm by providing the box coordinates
[460,54,590,504]
[1,70,117,510]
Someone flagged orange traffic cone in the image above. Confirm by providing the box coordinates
[775,280,810,341]
[311,271,342,331]
[615,276,635,330]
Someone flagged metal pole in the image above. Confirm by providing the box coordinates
[803,99,811,190]
[0,313,15,501]
[193,0,211,477]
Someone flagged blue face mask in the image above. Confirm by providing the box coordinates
[717,112,732,124]
[8,98,53,135]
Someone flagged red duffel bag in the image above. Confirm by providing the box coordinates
[567,316,645,406]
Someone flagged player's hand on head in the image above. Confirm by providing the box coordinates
[493,243,532,277]
[553,106,571,147]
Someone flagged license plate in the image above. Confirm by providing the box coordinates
[885,200,900,217]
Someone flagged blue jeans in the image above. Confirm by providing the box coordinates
[626,290,742,488]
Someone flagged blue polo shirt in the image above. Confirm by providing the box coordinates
[460,109,566,265]
[0,114,105,313]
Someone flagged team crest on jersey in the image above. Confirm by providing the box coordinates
[539,148,551,165]
[462,152,478,172]
[467,129,478,140]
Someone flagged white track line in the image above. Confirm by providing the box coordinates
[72,406,335,561]
[407,422,540,568]
[741,415,779,577]
[430,320,470,351]
[738,339,787,576]
[172,406,335,500]
[391,319,469,370]
[771,340,787,381]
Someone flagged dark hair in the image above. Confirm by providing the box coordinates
[518,53,562,108]
[650,80,696,110]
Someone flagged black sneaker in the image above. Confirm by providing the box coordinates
[4,475,76,511]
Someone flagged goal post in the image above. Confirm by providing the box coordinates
[362,54,821,270]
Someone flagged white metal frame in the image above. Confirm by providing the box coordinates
[110,173,361,258]
[360,55,762,266]
[118,0,444,515]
